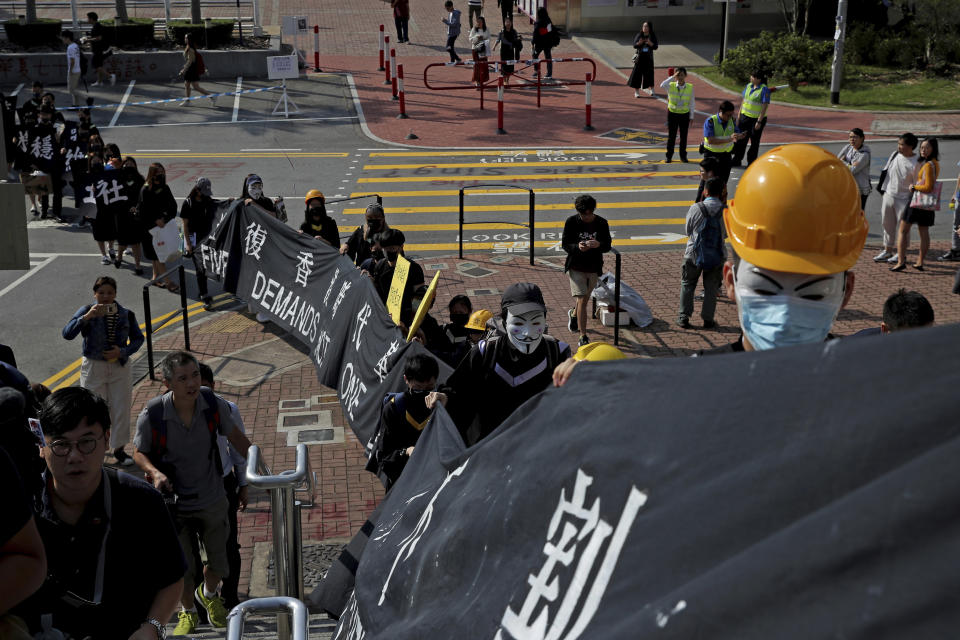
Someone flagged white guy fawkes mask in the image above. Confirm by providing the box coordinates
[505,310,546,354]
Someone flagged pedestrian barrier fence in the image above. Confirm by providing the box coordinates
[54,85,282,111]
[226,596,308,640]
[143,263,190,381]
[459,185,535,266]
[245,443,313,640]
[378,24,386,71]
[313,25,321,72]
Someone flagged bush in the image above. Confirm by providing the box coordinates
[101,18,156,47]
[167,19,235,48]
[3,18,61,46]
[845,24,921,68]
[717,31,833,89]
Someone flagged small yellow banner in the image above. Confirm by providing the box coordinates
[386,255,411,325]
[407,271,441,342]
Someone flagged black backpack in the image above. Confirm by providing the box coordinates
[144,388,224,491]
[693,203,725,270]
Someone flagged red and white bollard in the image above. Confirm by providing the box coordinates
[496,76,506,135]
[535,60,542,108]
[584,72,595,131]
[313,25,321,72]
[390,48,398,99]
[378,25,385,71]
[383,36,391,84]
[397,64,409,118]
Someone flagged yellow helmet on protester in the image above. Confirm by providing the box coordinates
[724,144,868,275]
[304,189,325,205]
[573,342,627,362]
[464,309,493,331]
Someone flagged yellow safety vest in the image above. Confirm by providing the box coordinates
[702,114,735,153]
[741,83,767,119]
[667,81,692,114]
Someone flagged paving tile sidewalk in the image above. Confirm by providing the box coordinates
[129,241,960,620]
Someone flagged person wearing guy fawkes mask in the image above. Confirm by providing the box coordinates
[299,189,340,248]
[696,144,867,356]
[364,353,439,491]
[429,282,571,445]
[241,173,283,219]
[340,202,390,268]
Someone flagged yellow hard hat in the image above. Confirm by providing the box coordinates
[304,189,325,205]
[464,309,493,331]
[724,144,868,275]
[573,342,627,361]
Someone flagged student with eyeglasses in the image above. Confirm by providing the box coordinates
[12,387,184,640]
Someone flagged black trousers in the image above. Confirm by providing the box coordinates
[703,149,732,184]
[394,16,408,42]
[731,115,765,166]
[188,247,209,299]
[666,111,690,161]
[40,170,63,219]
[221,472,242,608]
[446,35,461,62]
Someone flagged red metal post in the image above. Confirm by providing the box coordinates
[496,76,506,135]
[536,60,541,108]
[584,73,595,131]
[397,64,409,118]
[383,36,391,84]
[378,25,385,71]
[390,48,398,99]
[313,25,321,72]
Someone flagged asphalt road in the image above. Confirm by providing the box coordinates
[1,73,958,384]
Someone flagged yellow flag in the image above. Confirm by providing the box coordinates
[407,271,441,342]
[386,255,411,325]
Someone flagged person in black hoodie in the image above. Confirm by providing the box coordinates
[182,177,226,308]
[299,189,339,248]
[561,194,611,346]
[340,202,390,267]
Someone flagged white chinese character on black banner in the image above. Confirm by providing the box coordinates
[313,330,332,369]
[245,222,267,259]
[353,302,372,351]
[30,134,54,160]
[323,268,341,307]
[295,251,314,287]
[332,280,352,317]
[496,470,648,640]
[373,340,400,382]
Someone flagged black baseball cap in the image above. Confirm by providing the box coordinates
[501,282,546,316]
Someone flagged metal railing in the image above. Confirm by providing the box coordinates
[142,263,190,381]
[459,185,535,266]
[245,443,313,640]
[591,247,622,347]
[226,597,308,640]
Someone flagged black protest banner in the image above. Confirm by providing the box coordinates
[334,324,960,639]
[202,202,449,445]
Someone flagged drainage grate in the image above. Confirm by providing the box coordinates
[298,428,334,442]
[267,542,346,589]
[280,413,325,428]
[459,266,496,278]
[466,288,499,296]
[279,399,311,411]
[131,350,172,384]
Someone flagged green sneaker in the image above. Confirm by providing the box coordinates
[195,585,229,628]
[172,610,199,636]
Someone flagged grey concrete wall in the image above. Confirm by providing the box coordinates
[0,42,288,85]
[0,182,28,270]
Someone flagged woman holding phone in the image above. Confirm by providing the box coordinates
[62,276,145,466]
[627,21,658,98]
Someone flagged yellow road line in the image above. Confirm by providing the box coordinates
[135,153,349,159]
[348,185,695,198]
[391,218,684,231]
[358,171,699,184]
[368,148,700,157]
[404,238,686,251]
[42,357,83,387]
[365,160,671,170]
[53,370,82,391]
[343,201,690,214]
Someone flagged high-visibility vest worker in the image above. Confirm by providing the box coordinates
[667,81,692,114]
[741,83,768,119]
[703,114,735,153]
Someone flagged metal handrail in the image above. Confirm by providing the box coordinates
[459,184,535,266]
[611,248,622,347]
[142,263,190,381]
[226,597,308,640]
[245,444,312,640]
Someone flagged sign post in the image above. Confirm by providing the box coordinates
[267,54,301,118]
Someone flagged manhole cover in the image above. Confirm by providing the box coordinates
[298,428,334,442]
[459,266,496,278]
[281,413,326,428]
[267,542,345,589]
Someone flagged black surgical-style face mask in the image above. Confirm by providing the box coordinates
[309,205,326,218]
[450,313,470,327]
[154,174,165,186]
[90,163,104,173]
[385,249,400,262]
[366,218,383,232]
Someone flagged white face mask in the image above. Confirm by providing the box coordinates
[505,310,546,354]
[248,185,263,200]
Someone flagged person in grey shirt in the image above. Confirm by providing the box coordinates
[678,176,726,330]
[133,350,252,635]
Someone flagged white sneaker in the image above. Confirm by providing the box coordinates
[209,95,217,107]
[100,255,111,265]
[886,253,900,264]
[873,249,893,262]
[110,74,117,85]
[178,100,189,107]
[91,81,102,87]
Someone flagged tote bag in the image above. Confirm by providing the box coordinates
[910,182,943,211]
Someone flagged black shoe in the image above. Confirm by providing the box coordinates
[578,334,590,347]
[676,317,691,329]
[664,156,672,163]
[113,258,122,269]
[567,308,578,333]
[134,266,144,275]
[890,263,906,272]
[679,156,688,163]
[202,296,214,310]
[937,250,960,262]
[702,319,718,329]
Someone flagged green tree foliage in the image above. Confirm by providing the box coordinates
[717,31,833,89]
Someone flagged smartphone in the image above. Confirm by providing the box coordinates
[105,303,118,314]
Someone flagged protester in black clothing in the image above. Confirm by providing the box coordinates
[442,294,472,350]
[365,354,439,491]
[299,189,340,248]
[40,93,65,124]
[497,0,513,23]
[114,157,145,274]
[31,106,64,222]
[531,7,558,79]
[86,155,120,266]
[340,202,390,267]
[182,177,222,308]
[0,444,46,616]
[13,387,184,640]
[241,173,282,218]
[83,12,114,86]
[138,162,178,290]
[494,17,522,84]
[370,229,425,326]
[430,283,571,445]
[21,81,43,116]
[562,194,612,346]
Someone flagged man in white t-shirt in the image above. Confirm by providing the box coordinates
[61,31,84,106]
[874,133,918,263]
